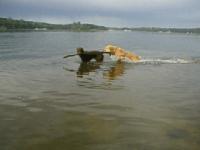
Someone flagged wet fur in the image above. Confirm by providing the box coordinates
[104,45,140,62]
[77,47,109,62]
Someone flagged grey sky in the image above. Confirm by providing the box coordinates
[0,0,199,27]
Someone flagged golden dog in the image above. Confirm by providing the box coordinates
[104,44,141,62]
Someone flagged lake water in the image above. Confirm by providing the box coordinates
[0,31,200,150]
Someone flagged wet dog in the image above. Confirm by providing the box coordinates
[64,47,110,62]
[104,44,141,62]
[76,47,104,62]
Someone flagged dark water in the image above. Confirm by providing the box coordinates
[0,31,200,150]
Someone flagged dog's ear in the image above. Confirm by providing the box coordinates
[76,47,84,54]
[104,45,116,53]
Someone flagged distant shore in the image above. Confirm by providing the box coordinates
[0,17,200,34]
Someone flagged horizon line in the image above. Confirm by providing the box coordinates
[1,16,200,29]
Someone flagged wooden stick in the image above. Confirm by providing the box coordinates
[63,54,77,58]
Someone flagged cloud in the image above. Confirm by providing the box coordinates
[0,0,199,27]
[1,0,190,12]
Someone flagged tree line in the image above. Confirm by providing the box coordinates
[0,18,108,32]
[0,17,200,33]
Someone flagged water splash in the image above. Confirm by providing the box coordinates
[138,58,192,64]
[110,56,200,64]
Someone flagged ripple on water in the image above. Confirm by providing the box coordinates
[167,128,190,139]
[42,90,90,97]
[0,97,28,107]
[26,107,43,112]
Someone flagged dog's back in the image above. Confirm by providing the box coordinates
[77,48,104,62]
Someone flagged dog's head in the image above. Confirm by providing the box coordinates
[104,45,116,55]
[76,47,84,54]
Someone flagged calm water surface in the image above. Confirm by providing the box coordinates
[0,31,200,150]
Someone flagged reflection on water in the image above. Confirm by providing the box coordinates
[1,32,200,150]
[66,61,126,80]
[64,61,126,90]
[76,62,101,77]
[103,61,125,80]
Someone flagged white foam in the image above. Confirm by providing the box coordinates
[110,56,194,64]
[110,55,140,63]
[138,58,192,64]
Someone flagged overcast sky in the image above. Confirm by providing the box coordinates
[0,0,199,27]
